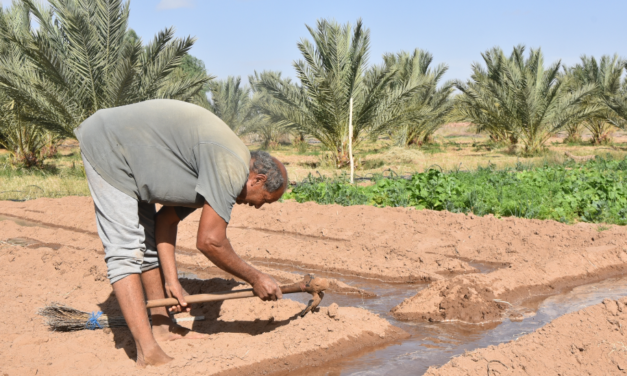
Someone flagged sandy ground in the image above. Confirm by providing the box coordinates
[3,197,627,373]
[0,218,406,375]
[426,297,627,375]
[2,197,627,326]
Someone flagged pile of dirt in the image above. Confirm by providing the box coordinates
[0,227,407,375]
[426,297,627,375]
[391,278,506,323]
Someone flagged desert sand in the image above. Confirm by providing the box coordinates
[2,197,627,374]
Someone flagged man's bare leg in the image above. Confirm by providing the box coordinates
[112,274,173,368]
[141,267,208,341]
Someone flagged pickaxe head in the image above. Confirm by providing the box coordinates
[299,274,329,317]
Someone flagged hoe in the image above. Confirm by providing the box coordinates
[39,274,329,331]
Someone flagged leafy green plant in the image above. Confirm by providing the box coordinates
[287,155,627,225]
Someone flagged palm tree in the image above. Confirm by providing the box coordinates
[455,45,599,154]
[247,71,293,148]
[0,96,51,167]
[0,2,56,166]
[170,53,213,107]
[206,76,256,135]
[253,19,419,166]
[381,49,454,146]
[0,0,212,138]
[566,55,625,144]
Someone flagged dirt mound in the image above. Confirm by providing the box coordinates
[426,297,627,375]
[0,231,407,375]
[392,278,505,323]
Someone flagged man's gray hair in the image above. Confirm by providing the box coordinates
[250,150,285,192]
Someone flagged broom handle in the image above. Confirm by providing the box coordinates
[146,282,305,309]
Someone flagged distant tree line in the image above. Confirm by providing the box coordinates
[2,1,627,168]
[177,21,627,160]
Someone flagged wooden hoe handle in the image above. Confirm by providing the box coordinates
[145,274,326,309]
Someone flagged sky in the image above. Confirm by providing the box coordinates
[4,0,627,84]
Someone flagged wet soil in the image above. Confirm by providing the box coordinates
[248,263,627,375]
[427,284,627,375]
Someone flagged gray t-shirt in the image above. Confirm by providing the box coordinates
[75,99,250,223]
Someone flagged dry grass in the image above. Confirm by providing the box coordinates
[0,175,90,200]
[0,144,89,201]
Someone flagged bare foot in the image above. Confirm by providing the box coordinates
[151,315,209,342]
[136,343,173,368]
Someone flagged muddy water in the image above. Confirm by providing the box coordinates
[202,260,627,374]
[287,274,627,375]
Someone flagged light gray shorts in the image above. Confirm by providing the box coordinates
[83,155,159,284]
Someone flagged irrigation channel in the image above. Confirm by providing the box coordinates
[183,262,627,375]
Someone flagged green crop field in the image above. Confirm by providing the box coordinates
[287,155,627,225]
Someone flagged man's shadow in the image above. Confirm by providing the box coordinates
[97,277,297,360]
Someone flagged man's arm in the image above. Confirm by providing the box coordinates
[197,200,282,301]
[154,206,190,313]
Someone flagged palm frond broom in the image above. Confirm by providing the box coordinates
[38,302,127,331]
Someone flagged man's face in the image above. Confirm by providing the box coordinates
[236,158,287,209]
[237,181,285,209]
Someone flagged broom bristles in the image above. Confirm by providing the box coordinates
[38,302,127,331]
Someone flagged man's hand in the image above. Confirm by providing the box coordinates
[196,201,283,301]
[251,273,283,301]
[155,206,187,313]
[164,280,191,313]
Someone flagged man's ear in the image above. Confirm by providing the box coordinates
[253,173,268,186]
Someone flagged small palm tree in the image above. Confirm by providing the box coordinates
[0,0,211,138]
[455,45,599,154]
[248,71,293,148]
[169,53,213,107]
[566,55,626,144]
[206,76,256,136]
[253,19,419,166]
[381,49,454,146]
[0,2,56,166]
[0,97,52,167]
[604,74,627,125]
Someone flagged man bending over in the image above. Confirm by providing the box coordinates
[75,99,288,367]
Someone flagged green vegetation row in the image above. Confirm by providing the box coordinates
[286,156,627,225]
